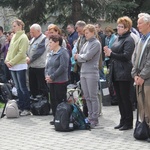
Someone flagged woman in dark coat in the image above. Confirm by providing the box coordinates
[104,16,135,130]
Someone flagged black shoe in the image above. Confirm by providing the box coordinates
[119,125,133,131]
[50,121,54,125]
[147,138,150,143]
[114,124,124,129]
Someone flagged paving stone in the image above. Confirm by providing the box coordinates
[0,106,150,150]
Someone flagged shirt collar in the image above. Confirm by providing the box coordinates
[141,32,150,42]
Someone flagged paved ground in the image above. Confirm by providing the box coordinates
[0,105,149,150]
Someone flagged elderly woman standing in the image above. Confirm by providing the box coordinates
[104,16,135,130]
[45,34,69,125]
[74,24,101,128]
[5,19,30,116]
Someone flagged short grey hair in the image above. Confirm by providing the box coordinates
[138,13,150,23]
[75,20,86,27]
[30,23,41,31]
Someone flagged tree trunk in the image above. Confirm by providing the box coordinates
[72,0,82,24]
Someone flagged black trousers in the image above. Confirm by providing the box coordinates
[29,67,48,98]
[70,71,80,84]
[48,82,67,117]
[113,81,133,126]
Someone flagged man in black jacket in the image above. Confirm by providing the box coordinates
[95,23,106,80]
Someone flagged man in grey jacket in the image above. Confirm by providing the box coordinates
[0,26,6,59]
[131,13,150,142]
[27,24,48,98]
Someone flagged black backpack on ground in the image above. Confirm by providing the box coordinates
[0,82,13,118]
[54,102,73,131]
[54,101,90,132]
[30,95,50,115]
[0,83,12,103]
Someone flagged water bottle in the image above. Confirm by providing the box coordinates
[69,116,74,130]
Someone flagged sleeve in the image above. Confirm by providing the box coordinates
[139,45,150,80]
[9,37,29,66]
[110,38,135,62]
[45,61,48,77]
[30,37,46,63]
[50,50,69,81]
[77,41,101,63]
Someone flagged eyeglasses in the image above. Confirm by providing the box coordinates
[117,25,124,28]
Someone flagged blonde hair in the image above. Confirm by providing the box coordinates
[117,16,132,30]
[83,24,97,35]
[13,19,25,30]
[105,26,115,34]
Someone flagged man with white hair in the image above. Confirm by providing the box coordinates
[27,23,48,98]
[131,13,150,142]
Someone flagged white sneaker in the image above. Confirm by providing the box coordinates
[20,110,31,116]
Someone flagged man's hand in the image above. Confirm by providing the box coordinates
[137,76,144,86]
[134,75,144,86]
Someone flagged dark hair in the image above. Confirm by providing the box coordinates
[49,34,63,46]
[0,26,4,32]
[95,23,101,28]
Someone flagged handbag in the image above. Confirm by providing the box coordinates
[133,85,150,140]
[134,110,149,140]
[106,60,114,87]
[30,95,50,115]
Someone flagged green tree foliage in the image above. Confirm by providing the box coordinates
[0,0,48,31]
[0,0,150,30]
[47,0,106,27]
[106,0,150,27]
[0,0,107,31]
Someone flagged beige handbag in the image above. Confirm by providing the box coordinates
[6,100,19,118]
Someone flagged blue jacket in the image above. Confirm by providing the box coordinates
[68,31,78,49]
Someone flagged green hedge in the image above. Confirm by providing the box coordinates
[0,102,4,108]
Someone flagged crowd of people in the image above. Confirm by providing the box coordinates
[0,12,150,142]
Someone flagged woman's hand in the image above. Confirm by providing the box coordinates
[45,76,53,83]
[74,54,78,60]
[104,46,112,57]
[5,62,12,68]
[26,57,30,64]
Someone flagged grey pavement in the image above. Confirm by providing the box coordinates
[0,105,149,150]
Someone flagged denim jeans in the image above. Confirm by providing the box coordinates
[11,70,30,110]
